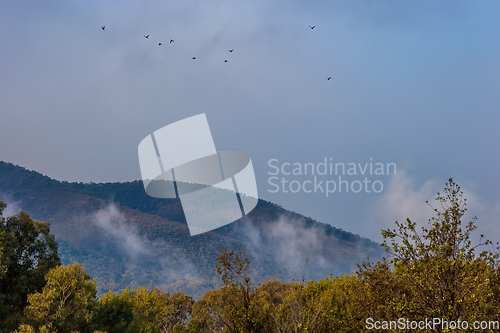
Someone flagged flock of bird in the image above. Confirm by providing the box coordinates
[101,25,235,63]
[101,24,331,80]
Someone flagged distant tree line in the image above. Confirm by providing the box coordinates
[1,179,500,332]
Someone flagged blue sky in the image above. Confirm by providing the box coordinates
[1,0,499,243]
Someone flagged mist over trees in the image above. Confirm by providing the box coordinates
[0,161,383,297]
[1,178,500,332]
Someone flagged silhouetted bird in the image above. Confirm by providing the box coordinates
[228,49,234,52]
[309,25,315,29]
[159,43,162,46]
[192,57,196,60]
[144,35,150,39]
[224,59,228,63]
[170,39,174,43]
[101,26,105,31]
[327,77,332,80]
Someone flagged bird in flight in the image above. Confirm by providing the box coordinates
[170,39,174,43]
[327,77,332,80]
[158,43,162,46]
[228,49,234,52]
[224,59,228,63]
[101,26,105,31]
[309,25,315,29]
[144,35,150,39]
[192,57,196,60]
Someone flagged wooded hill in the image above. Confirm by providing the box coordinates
[0,161,382,297]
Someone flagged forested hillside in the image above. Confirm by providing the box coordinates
[2,178,499,333]
[0,161,382,296]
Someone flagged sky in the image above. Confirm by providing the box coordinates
[1,0,499,243]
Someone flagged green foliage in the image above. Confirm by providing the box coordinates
[214,247,263,333]
[173,322,185,333]
[92,289,134,333]
[4,171,500,332]
[94,286,195,333]
[165,292,195,331]
[191,288,226,332]
[186,317,202,332]
[12,325,36,333]
[259,275,367,333]
[216,247,251,291]
[374,178,499,323]
[187,179,500,332]
[21,263,97,333]
[0,200,60,333]
[127,287,169,333]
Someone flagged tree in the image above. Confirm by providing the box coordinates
[212,247,266,332]
[0,199,60,333]
[92,289,134,333]
[21,263,98,333]
[311,274,367,333]
[363,178,499,327]
[191,288,227,332]
[172,322,185,333]
[128,286,169,333]
[162,292,194,332]
[185,316,202,333]
[216,247,254,333]
[264,259,329,333]
[192,247,261,332]
[269,280,327,333]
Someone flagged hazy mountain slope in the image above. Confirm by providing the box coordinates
[0,161,384,296]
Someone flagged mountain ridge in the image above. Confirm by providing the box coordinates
[0,161,383,296]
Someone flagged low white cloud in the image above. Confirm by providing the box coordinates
[237,214,370,280]
[367,171,439,242]
[92,204,149,257]
[90,203,202,291]
[241,216,327,280]
[460,184,500,245]
[368,171,500,247]
[0,193,22,218]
